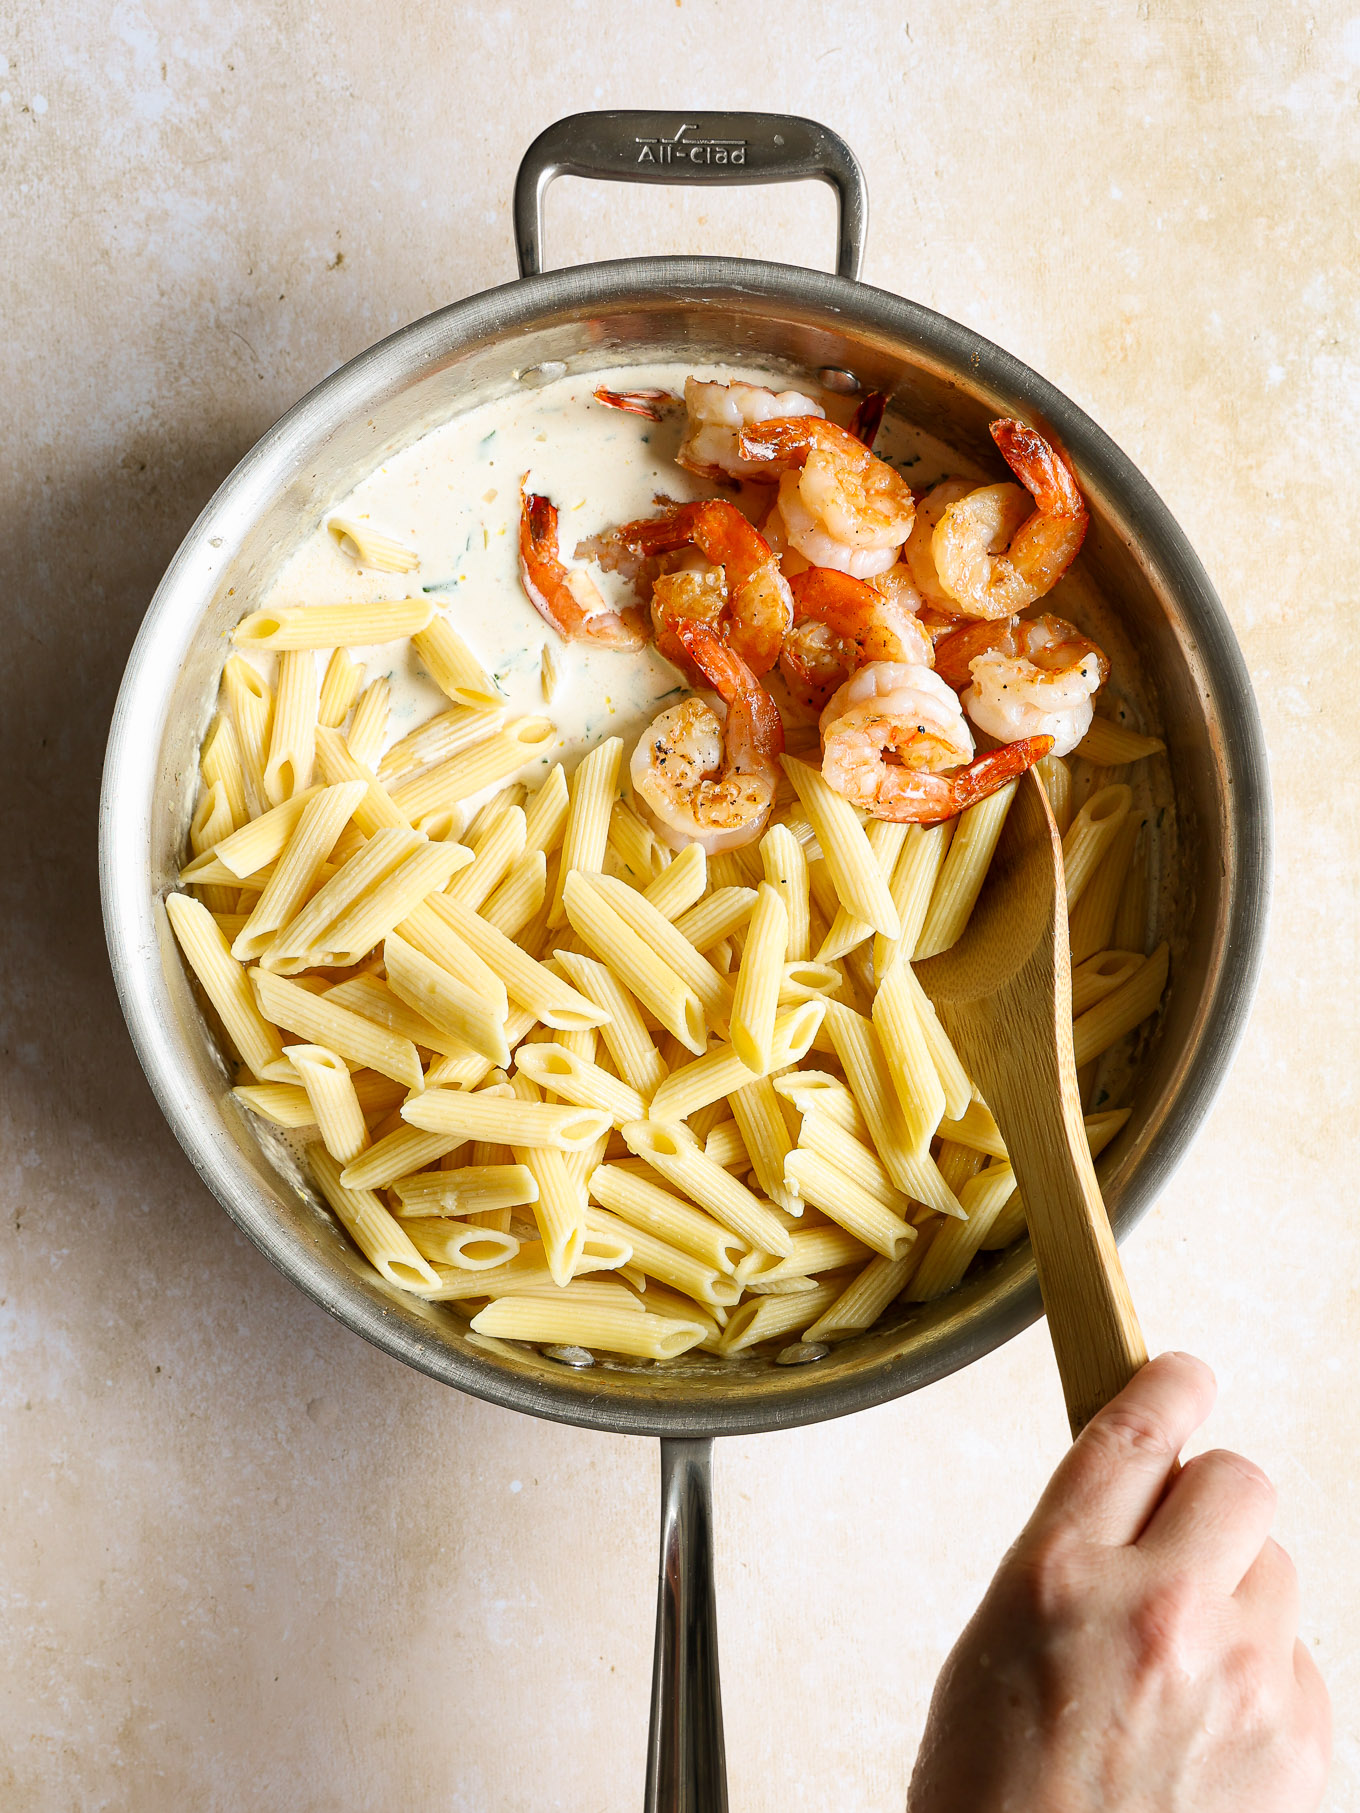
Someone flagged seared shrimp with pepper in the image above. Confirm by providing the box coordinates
[928,420,1088,620]
[738,417,917,580]
[518,484,650,650]
[818,661,1052,824]
[779,566,934,714]
[933,612,1109,757]
[630,620,785,854]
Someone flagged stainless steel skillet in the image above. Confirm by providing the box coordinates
[99,112,1270,1812]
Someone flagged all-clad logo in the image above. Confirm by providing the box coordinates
[634,122,747,166]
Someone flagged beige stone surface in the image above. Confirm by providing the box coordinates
[2,2,1357,1807]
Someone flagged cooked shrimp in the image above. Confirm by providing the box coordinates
[630,620,785,854]
[933,612,1110,758]
[818,661,1052,823]
[904,477,1017,609]
[779,566,934,714]
[594,386,677,422]
[677,378,824,482]
[518,485,649,650]
[739,417,915,580]
[930,419,1088,619]
[607,498,793,677]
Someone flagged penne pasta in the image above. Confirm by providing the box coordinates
[481,846,548,941]
[1073,717,1166,765]
[621,1120,794,1258]
[783,1148,916,1260]
[589,874,733,1022]
[553,949,669,1098]
[643,841,707,921]
[817,819,908,962]
[307,1145,440,1290]
[446,807,526,912]
[548,735,623,927]
[588,1164,746,1274]
[304,837,473,970]
[729,1075,801,1217]
[870,959,947,1158]
[326,515,419,572]
[915,782,1018,959]
[286,1043,370,1163]
[391,1164,538,1219]
[585,1205,740,1307]
[312,725,409,833]
[262,826,425,972]
[523,763,571,856]
[562,873,705,1052]
[1072,942,1169,1067]
[802,1251,921,1341]
[905,1161,1019,1300]
[233,597,435,650]
[317,648,363,729]
[345,675,391,771]
[250,966,425,1089]
[401,1089,611,1150]
[514,1042,648,1126]
[728,881,789,1075]
[222,655,273,818]
[672,887,757,954]
[469,1296,706,1360]
[781,755,900,940]
[1061,783,1133,911]
[422,892,606,1030]
[384,931,512,1068]
[715,1277,843,1356]
[231,781,367,962]
[760,822,811,962]
[647,1005,826,1125]
[396,897,509,1016]
[1070,949,1146,1019]
[376,705,506,787]
[165,893,286,1079]
[390,719,556,826]
[607,796,669,885]
[200,711,249,831]
[412,614,502,710]
[400,1218,520,1270]
[1068,809,1143,963]
[263,649,319,806]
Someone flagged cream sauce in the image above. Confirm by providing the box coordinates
[253,362,977,813]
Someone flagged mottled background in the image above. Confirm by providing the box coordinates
[2,3,1357,1809]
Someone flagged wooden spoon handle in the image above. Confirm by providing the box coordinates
[1004,1091,1148,1437]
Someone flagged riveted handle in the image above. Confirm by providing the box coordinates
[513,111,867,280]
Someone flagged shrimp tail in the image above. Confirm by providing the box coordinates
[594,386,677,421]
[847,390,888,451]
[674,619,785,760]
[990,419,1085,519]
[518,484,650,651]
[948,735,1054,813]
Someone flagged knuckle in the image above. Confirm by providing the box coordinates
[1129,1573,1204,1674]
[1081,1402,1176,1469]
[1197,1448,1277,1502]
[1013,1526,1090,1626]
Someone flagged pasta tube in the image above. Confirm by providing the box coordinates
[729,882,789,1074]
[165,893,286,1079]
[286,1043,370,1164]
[263,649,319,806]
[548,735,623,927]
[781,755,900,940]
[412,615,502,709]
[915,782,1017,959]
[307,1145,439,1290]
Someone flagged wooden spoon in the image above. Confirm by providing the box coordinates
[915,769,1147,1436]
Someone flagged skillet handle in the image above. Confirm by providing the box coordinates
[514,111,866,281]
[645,1437,728,1813]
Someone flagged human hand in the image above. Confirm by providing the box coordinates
[906,1352,1330,1812]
